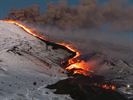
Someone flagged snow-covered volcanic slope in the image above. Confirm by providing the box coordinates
[0,21,72,100]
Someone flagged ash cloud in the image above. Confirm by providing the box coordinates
[6,0,133,61]
[6,0,133,32]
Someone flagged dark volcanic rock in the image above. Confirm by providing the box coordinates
[47,75,127,100]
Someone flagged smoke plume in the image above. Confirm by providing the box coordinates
[6,0,133,31]
[6,0,133,62]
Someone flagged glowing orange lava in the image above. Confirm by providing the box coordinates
[0,20,116,91]
[58,43,93,76]
[0,20,89,76]
[66,60,93,76]
[58,43,80,58]
[0,20,47,41]
[57,43,91,76]
[95,83,116,91]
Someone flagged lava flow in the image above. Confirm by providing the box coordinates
[1,20,91,76]
[0,20,116,91]
[58,43,92,76]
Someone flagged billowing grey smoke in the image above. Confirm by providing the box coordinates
[33,25,132,61]
[6,0,133,31]
[6,0,133,62]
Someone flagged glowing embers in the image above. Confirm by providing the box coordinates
[94,83,116,91]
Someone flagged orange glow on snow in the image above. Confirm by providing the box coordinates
[95,83,116,91]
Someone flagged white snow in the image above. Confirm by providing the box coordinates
[0,21,72,100]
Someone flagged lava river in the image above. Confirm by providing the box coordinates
[0,20,117,92]
[0,20,90,76]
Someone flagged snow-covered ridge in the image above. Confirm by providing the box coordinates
[0,21,72,100]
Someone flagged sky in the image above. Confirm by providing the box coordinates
[0,0,133,19]
[0,0,79,19]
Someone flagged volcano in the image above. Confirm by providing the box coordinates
[0,20,132,100]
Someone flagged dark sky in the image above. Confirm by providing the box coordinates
[0,0,79,19]
[0,0,133,19]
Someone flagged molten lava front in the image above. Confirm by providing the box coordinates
[66,60,92,76]
[58,43,91,76]
[95,83,116,91]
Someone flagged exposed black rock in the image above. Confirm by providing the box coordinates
[47,75,127,100]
